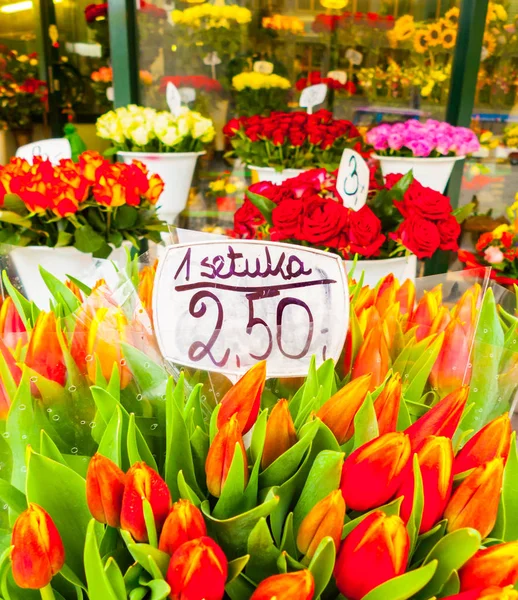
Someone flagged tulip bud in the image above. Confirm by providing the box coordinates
[398,436,453,533]
[65,279,83,301]
[316,374,372,444]
[340,432,411,511]
[444,458,504,539]
[459,542,518,591]
[443,587,518,600]
[0,296,26,348]
[25,312,66,386]
[375,274,397,318]
[334,511,409,600]
[138,263,156,321]
[396,279,415,317]
[166,536,227,600]
[296,490,345,558]
[429,305,452,336]
[412,289,440,341]
[159,499,207,556]
[261,399,297,470]
[454,414,512,475]
[374,372,401,435]
[120,462,171,542]
[206,414,248,498]
[352,324,390,389]
[86,453,126,528]
[250,570,314,600]
[217,361,266,434]
[357,305,380,336]
[430,319,472,395]
[11,503,65,589]
[406,386,468,450]
[354,286,375,315]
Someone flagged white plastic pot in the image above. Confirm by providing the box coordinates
[343,254,417,288]
[248,165,305,185]
[118,151,205,223]
[373,154,465,193]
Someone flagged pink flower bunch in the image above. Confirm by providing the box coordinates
[366,119,480,158]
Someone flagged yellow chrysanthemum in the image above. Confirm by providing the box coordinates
[413,30,429,53]
[232,72,291,91]
[483,31,497,54]
[494,3,507,20]
[444,6,459,27]
[426,23,443,46]
[441,28,457,48]
[486,3,496,22]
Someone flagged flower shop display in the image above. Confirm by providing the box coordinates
[262,14,305,35]
[207,171,246,213]
[0,151,166,303]
[223,110,363,184]
[295,71,355,95]
[0,258,516,598]
[96,105,215,222]
[231,72,291,117]
[366,120,480,193]
[90,67,153,112]
[233,168,464,284]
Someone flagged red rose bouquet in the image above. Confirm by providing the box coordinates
[224,109,363,171]
[0,151,166,256]
[296,71,356,94]
[233,169,463,260]
[159,75,223,95]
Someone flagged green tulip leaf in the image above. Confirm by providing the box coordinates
[141,577,171,600]
[407,455,424,553]
[84,520,120,600]
[411,520,447,567]
[39,266,81,315]
[143,497,158,548]
[104,557,127,599]
[0,478,27,519]
[440,570,460,597]
[308,536,336,598]
[40,429,67,467]
[245,517,281,582]
[316,358,338,406]
[289,356,319,421]
[98,405,124,467]
[363,560,438,600]
[2,270,36,329]
[404,333,444,404]
[121,343,169,401]
[352,393,379,450]
[177,470,203,506]
[213,442,247,520]
[126,544,170,578]
[127,413,158,471]
[227,556,250,584]
[225,573,256,600]
[502,432,518,541]
[250,409,268,466]
[280,512,297,557]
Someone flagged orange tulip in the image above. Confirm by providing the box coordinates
[144,173,164,205]
[296,490,345,558]
[120,462,171,542]
[11,503,65,589]
[166,536,228,600]
[86,453,126,528]
[451,285,480,333]
[405,386,468,450]
[430,319,472,395]
[374,372,401,435]
[206,414,248,498]
[357,305,380,336]
[261,399,297,469]
[429,305,452,336]
[25,311,66,386]
[316,374,372,444]
[138,262,157,321]
[398,436,453,533]
[340,432,411,511]
[351,324,390,390]
[65,279,83,301]
[375,274,397,318]
[454,414,512,475]
[250,570,314,600]
[354,286,375,314]
[0,296,26,347]
[334,511,409,600]
[395,278,415,317]
[412,289,441,341]
[459,542,518,591]
[159,499,207,556]
[444,587,518,599]
[444,458,504,539]
[0,337,22,415]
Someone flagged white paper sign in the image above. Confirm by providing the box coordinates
[153,240,349,377]
[346,48,363,65]
[203,52,221,66]
[253,61,274,75]
[16,139,72,165]
[179,87,196,103]
[166,81,182,116]
[336,149,369,211]
[299,83,328,114]
[106,86,114,101]
[327,70,347,84]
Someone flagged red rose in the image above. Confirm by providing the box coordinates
[245,126,262,142]
[393,216,441,259]
[298,196,349,248]
[348,205,385,257]
[272,130,285,146]
[289,130,306,147]
[437,215,461,251]
[271,198,304,241]
[385,173,404,188]
[233,199,265,239]
[397,181,453,221]
[223,119,240,137]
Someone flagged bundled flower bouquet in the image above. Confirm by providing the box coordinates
[234,169,463,260]
[224,110,363,171]
[231,72,291,117]
[0,262,516,599]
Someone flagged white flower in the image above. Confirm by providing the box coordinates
[130,124,152,146]
[158,126,182,147]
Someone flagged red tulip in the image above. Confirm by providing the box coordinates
[217,361,266,434]
[340,432,411,511]
[250,570,314,600]
[120,462,171,542]
[398,436,453,533]
[0,296,26,348]
[352,324,390,389]
[334,511,409,600]
[454,414,512,475]
[159,499,207,556]
[11,503,65,589]
[430,319,472,395]
[86,453,126,528]
[261,399,297,469]
[444,458,504,539]
[25,311,66,386]
[459,542,518,591]
[374,372,401,435]
[443,587,518,599]
[375,274,397,318]
[166,536,228,600]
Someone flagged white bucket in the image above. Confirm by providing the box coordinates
[248,165,305,185]
[373,154,464,193]
[344,254,417,288]
[118,151,205,223]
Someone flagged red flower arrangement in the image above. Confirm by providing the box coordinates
[233,170,463,260]
[224,110,363,171]
[159,75,223,94]
[295,71,356,94]
[139,0,167,19]
[84,2,107,22]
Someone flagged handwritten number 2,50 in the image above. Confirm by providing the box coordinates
[246,296,273,360]
[188,291,230,367]
[276,298,314,359]
[343,155,359,203]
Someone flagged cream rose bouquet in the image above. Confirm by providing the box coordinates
[96,104,215,154]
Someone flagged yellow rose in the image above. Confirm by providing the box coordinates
[17,55,28,63]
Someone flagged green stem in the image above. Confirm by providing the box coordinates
[40,584,57,600]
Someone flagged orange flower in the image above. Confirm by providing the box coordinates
[396,279,415,317]
[459,542,518,591]
[145,173,164,205]
[138,262,157,321]
[52,185,79,217]
[357,305,380,336]
[11,503,65,589]
[0,296,26,348]
[444,458,504,539]
[375,274,397,318]
[374,372,401,435]
[159,499,207,556]
[93,164,132,207]
[411,287,441,341]
[79,150,106,182]
[25,311,66,386]
[261,399,297,469]
[65,279,83,301]
[351,324,390,390]
[250,570,314,600]
[444,588,518,600]
[430,319,472,395]
[86,453,126,528]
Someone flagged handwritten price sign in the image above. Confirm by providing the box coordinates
[299,83,328,114]
[336,149,369,211]
[153,241,349,377]
[16,139,72,165]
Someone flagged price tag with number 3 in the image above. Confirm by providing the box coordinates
[336,148,369,211]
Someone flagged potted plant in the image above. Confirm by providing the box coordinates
[223,109,364,184]
[231,71,291,117]
[233,169,465,285]
[0,151,166,304]
[96,105,215,222]
[367,119,480,192]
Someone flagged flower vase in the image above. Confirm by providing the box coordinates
[118,151,205,223]
[11,128,33,149]
[373,155,464,193]
[248,165,305,185]
[210,99,229,152]
[344,254,417,287]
